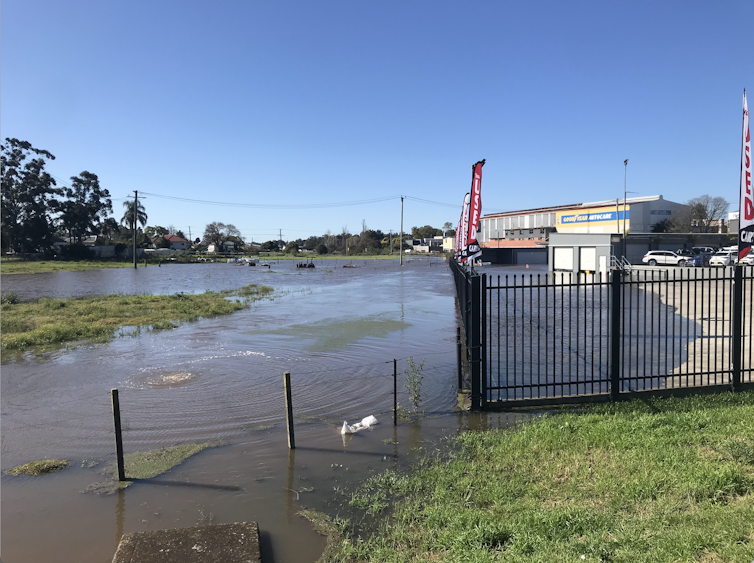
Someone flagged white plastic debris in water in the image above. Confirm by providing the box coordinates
[340,415,380,435]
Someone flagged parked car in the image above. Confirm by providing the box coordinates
[709,249,737,267]
[692,246,716,255]
[740,253,754,266]
[642,250,688,266]
[683,254,704,267]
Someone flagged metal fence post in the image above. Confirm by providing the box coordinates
[481,273,487,408]
[456,326,463,391]
[111,389,126,482]
[610,272,622,401]
[284,372,295,449]
[732,265,743,391]
[470,273,482,410]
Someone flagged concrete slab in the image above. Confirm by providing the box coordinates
[112,522,260,563]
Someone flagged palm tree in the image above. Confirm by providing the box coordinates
[98,217,121,241]
[121,199,147,230]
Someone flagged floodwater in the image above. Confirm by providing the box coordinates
[1,258,533,563]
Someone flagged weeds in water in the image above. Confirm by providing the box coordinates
[1,291,20,305]
[403,356,425,414]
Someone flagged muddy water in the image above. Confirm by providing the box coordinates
[1,258,533,563]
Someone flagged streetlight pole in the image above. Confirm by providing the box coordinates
[623,159,629,259]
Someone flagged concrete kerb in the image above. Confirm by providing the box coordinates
[112,522,261,563]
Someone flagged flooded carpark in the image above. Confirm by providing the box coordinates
[1,258,534,563]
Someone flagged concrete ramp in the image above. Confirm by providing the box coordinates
[112,522,261,563]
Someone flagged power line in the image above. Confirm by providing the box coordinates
[403,196,459,209]
[139,191,400,210]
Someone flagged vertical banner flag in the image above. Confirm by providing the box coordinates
[456,195,466,260]
[465,159,486,263]
[740,90,753,260]
[460,193,471,262]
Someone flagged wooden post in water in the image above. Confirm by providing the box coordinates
[111,389,126,481]
[393,359,397,426]
[284,372,295,449]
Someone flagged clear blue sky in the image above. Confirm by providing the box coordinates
[3,1,753,242]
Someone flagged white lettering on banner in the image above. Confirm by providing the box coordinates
[741,231,754,243]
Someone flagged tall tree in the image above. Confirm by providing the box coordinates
[202,222,243,248]
[121,199,147,230]
[1,138,61,253]
[59,171,112,244]
[687,195,730,233]
[411,225,443,239]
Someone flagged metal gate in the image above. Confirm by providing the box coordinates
[452,262,754,409]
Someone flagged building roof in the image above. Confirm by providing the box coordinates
[481,195,668,220]
[152,234,188,243]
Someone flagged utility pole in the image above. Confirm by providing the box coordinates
[133,190,138,269]
[279,228,282,251]
[389,230,392,255]
[188,227,192,245]
[400,196,404,266]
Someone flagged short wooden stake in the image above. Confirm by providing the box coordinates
[111,388,126,481]
[284,372,295,449]
[393,359,398,426]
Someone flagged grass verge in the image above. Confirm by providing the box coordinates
[0,284,273,352]
[1,259,138,275]
[336,393,754,562]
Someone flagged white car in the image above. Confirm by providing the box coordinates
[642,250,687,266]
[709,249,737,267]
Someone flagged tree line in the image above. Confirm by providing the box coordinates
[1,138,455,257]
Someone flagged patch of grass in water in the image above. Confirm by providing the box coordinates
[5,459,69,476]
[86,442,220,494]
[0,284,273,353]
[242,423,275,432]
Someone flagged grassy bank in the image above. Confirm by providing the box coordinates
[0,284,273,352]
[0,258,139,275]
[336,394,754,562]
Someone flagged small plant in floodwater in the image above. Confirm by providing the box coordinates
[1,291,20,305]
[404,356,425,414]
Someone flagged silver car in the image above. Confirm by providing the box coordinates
[709,250,737,267]
[642,250,687,267]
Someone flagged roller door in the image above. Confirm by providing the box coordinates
[553,247,573,271]
[579,247,596,271]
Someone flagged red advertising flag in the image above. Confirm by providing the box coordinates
[465,160,485,262]
[740,90,753,260]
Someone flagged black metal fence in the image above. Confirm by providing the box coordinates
[451,261,754,409]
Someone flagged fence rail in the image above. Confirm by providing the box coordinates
[451,261,754,409]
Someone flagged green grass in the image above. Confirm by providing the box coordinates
[0,258,139,274]
[336,393,754,562]
[0,284,273,352]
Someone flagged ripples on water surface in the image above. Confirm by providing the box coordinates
[3,258,534,563]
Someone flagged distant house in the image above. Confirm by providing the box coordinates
[152,234,189,250]
[207,240,238,253]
